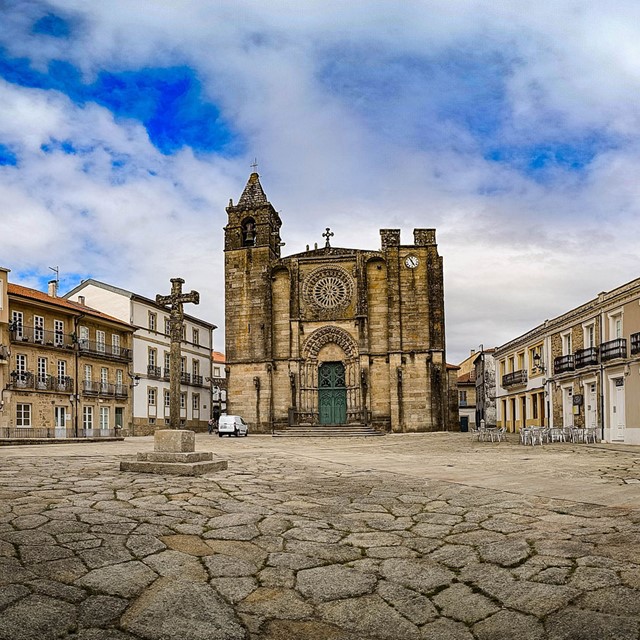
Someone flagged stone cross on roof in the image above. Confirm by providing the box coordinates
[322,227,334,248]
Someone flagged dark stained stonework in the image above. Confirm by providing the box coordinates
[224,173,453,433]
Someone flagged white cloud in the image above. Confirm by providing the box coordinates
[1,1,640,362]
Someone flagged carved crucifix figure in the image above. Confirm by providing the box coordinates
[156,278,200,429]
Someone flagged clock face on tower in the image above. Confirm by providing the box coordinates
[405,255,419,269]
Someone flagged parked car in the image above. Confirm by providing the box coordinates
[217,415,249,437]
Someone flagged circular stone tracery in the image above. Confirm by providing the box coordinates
[304,267,354,312]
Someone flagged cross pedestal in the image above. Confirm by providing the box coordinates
[119,278,227,476]
[120,430,227,475]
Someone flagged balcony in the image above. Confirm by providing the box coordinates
[81,381,117,397]
[11,326,74,349]
[600,338,627,362]
[9,371,73,392]
[554,354,575,374]
[180,372,191,384]
[114,384,128,398]
[78,340,132,362]
[574,347,598,369]
[192,374,204,386]
[631,332,640,356]
[163,368,170,380]
[147,365,162,378]
[502,370,527,388]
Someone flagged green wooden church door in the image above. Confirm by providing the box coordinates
[318,362,347,425]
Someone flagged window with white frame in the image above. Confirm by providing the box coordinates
[213,366,221,377]
[164,317,171,335]
[112,334,120,356]
[192,394,200,410]
[148,347,157,367]
[83,406,94,430]
[180,357,186,373]
[192,328,199,345]
[180,393,186,409]
[16,403,31,427]
[164,390,170,408]
[15,353,27,384]
[79,325,89,348]
[164,352,170,374]
[100,367,108,392]
[192,359,199,378]
[100,406,109,430]
[148,388,157,406]
[11,311,23,338]
[54,319,64,346]
[34,315,44,342]
[148,311,157,331]
[37,357,47,384]
[84,364,92,381]
[609,311,623,340]
[96,330,106,353]
[116,369,123,385]
[58,360,67,383]
[562,332,572,355]
[583,322,596,348]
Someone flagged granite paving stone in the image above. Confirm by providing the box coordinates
[0,433,638,639]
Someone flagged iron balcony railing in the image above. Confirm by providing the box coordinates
[0,427,119,439]
[147,365,162,378]
[81,381,121,397]
[9,371,73,392]
[554,354,575,374]
[574,347,599,369]
[501,370,527,387]
[78,340,132,361]
[600,338,627,362]
[11,326,74,349]
[180,372,191,384]
[163,368,170,380]
[192,374,204,386]
[631,332,640,356]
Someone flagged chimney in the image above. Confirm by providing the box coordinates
[78,295,85,306]
[470,349,475,355]
[48,279,58,297]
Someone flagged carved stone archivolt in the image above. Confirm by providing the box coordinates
[302,325,359,361]
[303,267,354,314]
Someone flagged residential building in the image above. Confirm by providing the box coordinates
[65,280,216,435]
[455,351,478,431]
[211,350,227,414]
[0,271,134,436]
[473,348,496,428]
[495,277,640,444]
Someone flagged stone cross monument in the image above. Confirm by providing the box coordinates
[155,278,200,429]
[120,277,227,475]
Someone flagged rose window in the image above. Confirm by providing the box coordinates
[304,267,354,312]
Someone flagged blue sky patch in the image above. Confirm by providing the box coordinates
[0,48,236,155]
[0,143,18,166]
[32,13,71,39]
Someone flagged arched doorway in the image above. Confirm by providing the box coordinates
[318,361,347,424]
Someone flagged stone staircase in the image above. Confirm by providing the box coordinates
[272,424,385,437]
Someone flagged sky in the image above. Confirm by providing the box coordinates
[1,0,640,364]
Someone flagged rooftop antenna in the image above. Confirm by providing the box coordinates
[49,265,59,284]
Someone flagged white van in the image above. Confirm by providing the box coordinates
[217,415,249,437]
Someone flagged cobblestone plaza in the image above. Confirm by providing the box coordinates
[0,433,639,639]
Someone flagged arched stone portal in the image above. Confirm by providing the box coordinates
[299,326,363,425]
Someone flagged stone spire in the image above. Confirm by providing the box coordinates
[237,172,269,208]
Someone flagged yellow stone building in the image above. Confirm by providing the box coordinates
[224,173,453,433]
[0,268,134,437]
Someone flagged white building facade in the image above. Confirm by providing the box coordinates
[65,280,216,435]
[495,277,640,445]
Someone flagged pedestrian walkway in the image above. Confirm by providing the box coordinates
[0,433,638,639]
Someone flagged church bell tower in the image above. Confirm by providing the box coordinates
[224,174,282,424]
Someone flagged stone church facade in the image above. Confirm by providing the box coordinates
[224,172,451,433]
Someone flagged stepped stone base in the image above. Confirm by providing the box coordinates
[273,424,385,437]
[120,429,228,476]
